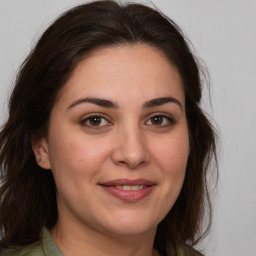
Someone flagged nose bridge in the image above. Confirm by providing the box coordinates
[112,120,149,169]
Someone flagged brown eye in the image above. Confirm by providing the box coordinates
[81,115,109,127]
[146,115,176,127]
[88,116,102,126]
[151,116,164,125]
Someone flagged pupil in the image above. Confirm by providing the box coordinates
[152,116,163,125]
[90,117,101,126]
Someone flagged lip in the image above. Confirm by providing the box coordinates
[99,179,156,202]
[100,179,155,186]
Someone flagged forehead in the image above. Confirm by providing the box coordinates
[55,44,185,108]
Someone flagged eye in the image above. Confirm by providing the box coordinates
[81,115,110,128]
[145,114,176,127]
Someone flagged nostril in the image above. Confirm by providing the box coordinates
[118,161,128,166]
[117,159,147,169]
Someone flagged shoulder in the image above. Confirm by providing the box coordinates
[1,227,63,256]
[178,244,204,256]
[1,241,44,256]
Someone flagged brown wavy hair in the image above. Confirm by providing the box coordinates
[0,1,217,255]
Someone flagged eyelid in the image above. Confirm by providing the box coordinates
[80,113,112,128]
[145,113,177,126]
[79,112,177,129]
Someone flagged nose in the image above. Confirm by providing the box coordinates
[111,126,150,169]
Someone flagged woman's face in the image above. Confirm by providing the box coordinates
[36,44,189,237]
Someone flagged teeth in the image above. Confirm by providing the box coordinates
[115,185,145,191]
[123,185,131,191]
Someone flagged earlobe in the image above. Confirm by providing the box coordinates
[31,137,51,170]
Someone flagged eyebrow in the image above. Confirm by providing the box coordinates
[143,97,183,110]
[66,96,182,111]
[67,97,118,110]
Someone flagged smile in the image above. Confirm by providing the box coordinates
[115,185,146,190]
[99,179,156,202]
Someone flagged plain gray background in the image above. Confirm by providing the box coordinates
[0,0,255,255]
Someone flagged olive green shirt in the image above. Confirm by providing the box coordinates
[2,228,203,256]
[2,227,63,256]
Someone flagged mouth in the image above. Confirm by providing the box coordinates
[99,179,155,189]
[112,185,147,191]
[99,179,156,202]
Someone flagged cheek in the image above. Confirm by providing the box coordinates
[155,132,189,174]
[47,132,111,180]
[47,135,111,206]
[147,132,189,222]
[153,129,189,201]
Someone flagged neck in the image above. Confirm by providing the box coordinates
[50,220,158,256]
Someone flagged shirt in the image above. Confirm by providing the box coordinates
[2,228,203,256]
[2,227,63,256]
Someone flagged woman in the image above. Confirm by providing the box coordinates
[0,1,217,255]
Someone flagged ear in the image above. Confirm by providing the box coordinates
[31,136,51,170]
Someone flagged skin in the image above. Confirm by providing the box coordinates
[33,44,190,256]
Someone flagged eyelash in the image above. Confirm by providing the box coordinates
[80,113,176,128]
[145,114,177,127]
[80,114,111,128]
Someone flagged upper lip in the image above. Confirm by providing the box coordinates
[99,179,156,186]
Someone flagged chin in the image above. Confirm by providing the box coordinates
[99,213,159,236]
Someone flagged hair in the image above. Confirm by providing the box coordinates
[0,1,217,255]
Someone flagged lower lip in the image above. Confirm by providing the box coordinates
[101,186,155,202]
